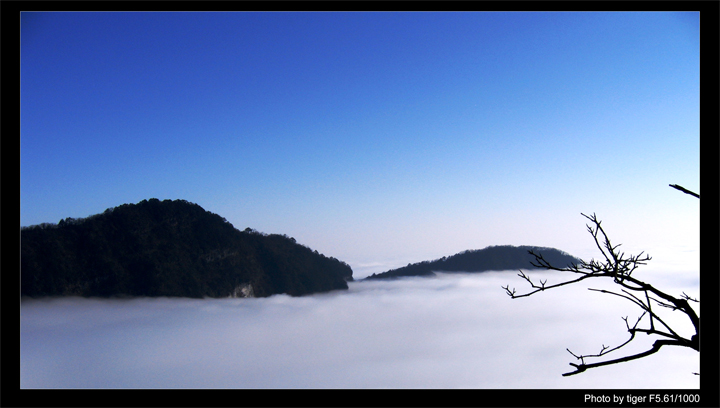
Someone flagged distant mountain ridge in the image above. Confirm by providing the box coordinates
[21,199,353,298]
[365,245,581,280]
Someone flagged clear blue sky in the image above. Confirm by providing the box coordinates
[21,12,700,277]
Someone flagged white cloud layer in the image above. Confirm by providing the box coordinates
[20,270,699,389]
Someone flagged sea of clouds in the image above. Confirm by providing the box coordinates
[20,269,699,389]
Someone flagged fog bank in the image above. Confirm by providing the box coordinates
[21,270,699,389]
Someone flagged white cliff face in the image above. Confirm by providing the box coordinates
[230,283,254,298]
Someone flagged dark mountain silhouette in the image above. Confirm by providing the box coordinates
[364,245,581,280]
[21,199,353,298]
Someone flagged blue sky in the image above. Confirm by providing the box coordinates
[20,12,700,277]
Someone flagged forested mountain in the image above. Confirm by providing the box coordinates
[21,199,353,298]
[365,245,581,280]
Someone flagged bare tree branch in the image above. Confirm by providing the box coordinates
[504,212,699,376]
[669,184,699,199]
[563,339,690,377]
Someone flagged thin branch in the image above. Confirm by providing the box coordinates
[645,290,655,331]
[504,269,606,299]
[563,339,689,376]
[564,314,643,372]
[669,184,700,199]
[588,288,682,341]
[588,288,647,312]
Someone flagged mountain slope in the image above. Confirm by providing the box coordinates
[365,245,580,280]
[21,199,353,298]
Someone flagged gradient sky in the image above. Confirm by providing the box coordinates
[20,12,700,278]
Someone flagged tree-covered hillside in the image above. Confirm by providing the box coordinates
[365,245,580,280]
[21,199,353,298]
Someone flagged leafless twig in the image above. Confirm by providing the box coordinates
[669,184,699,199]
